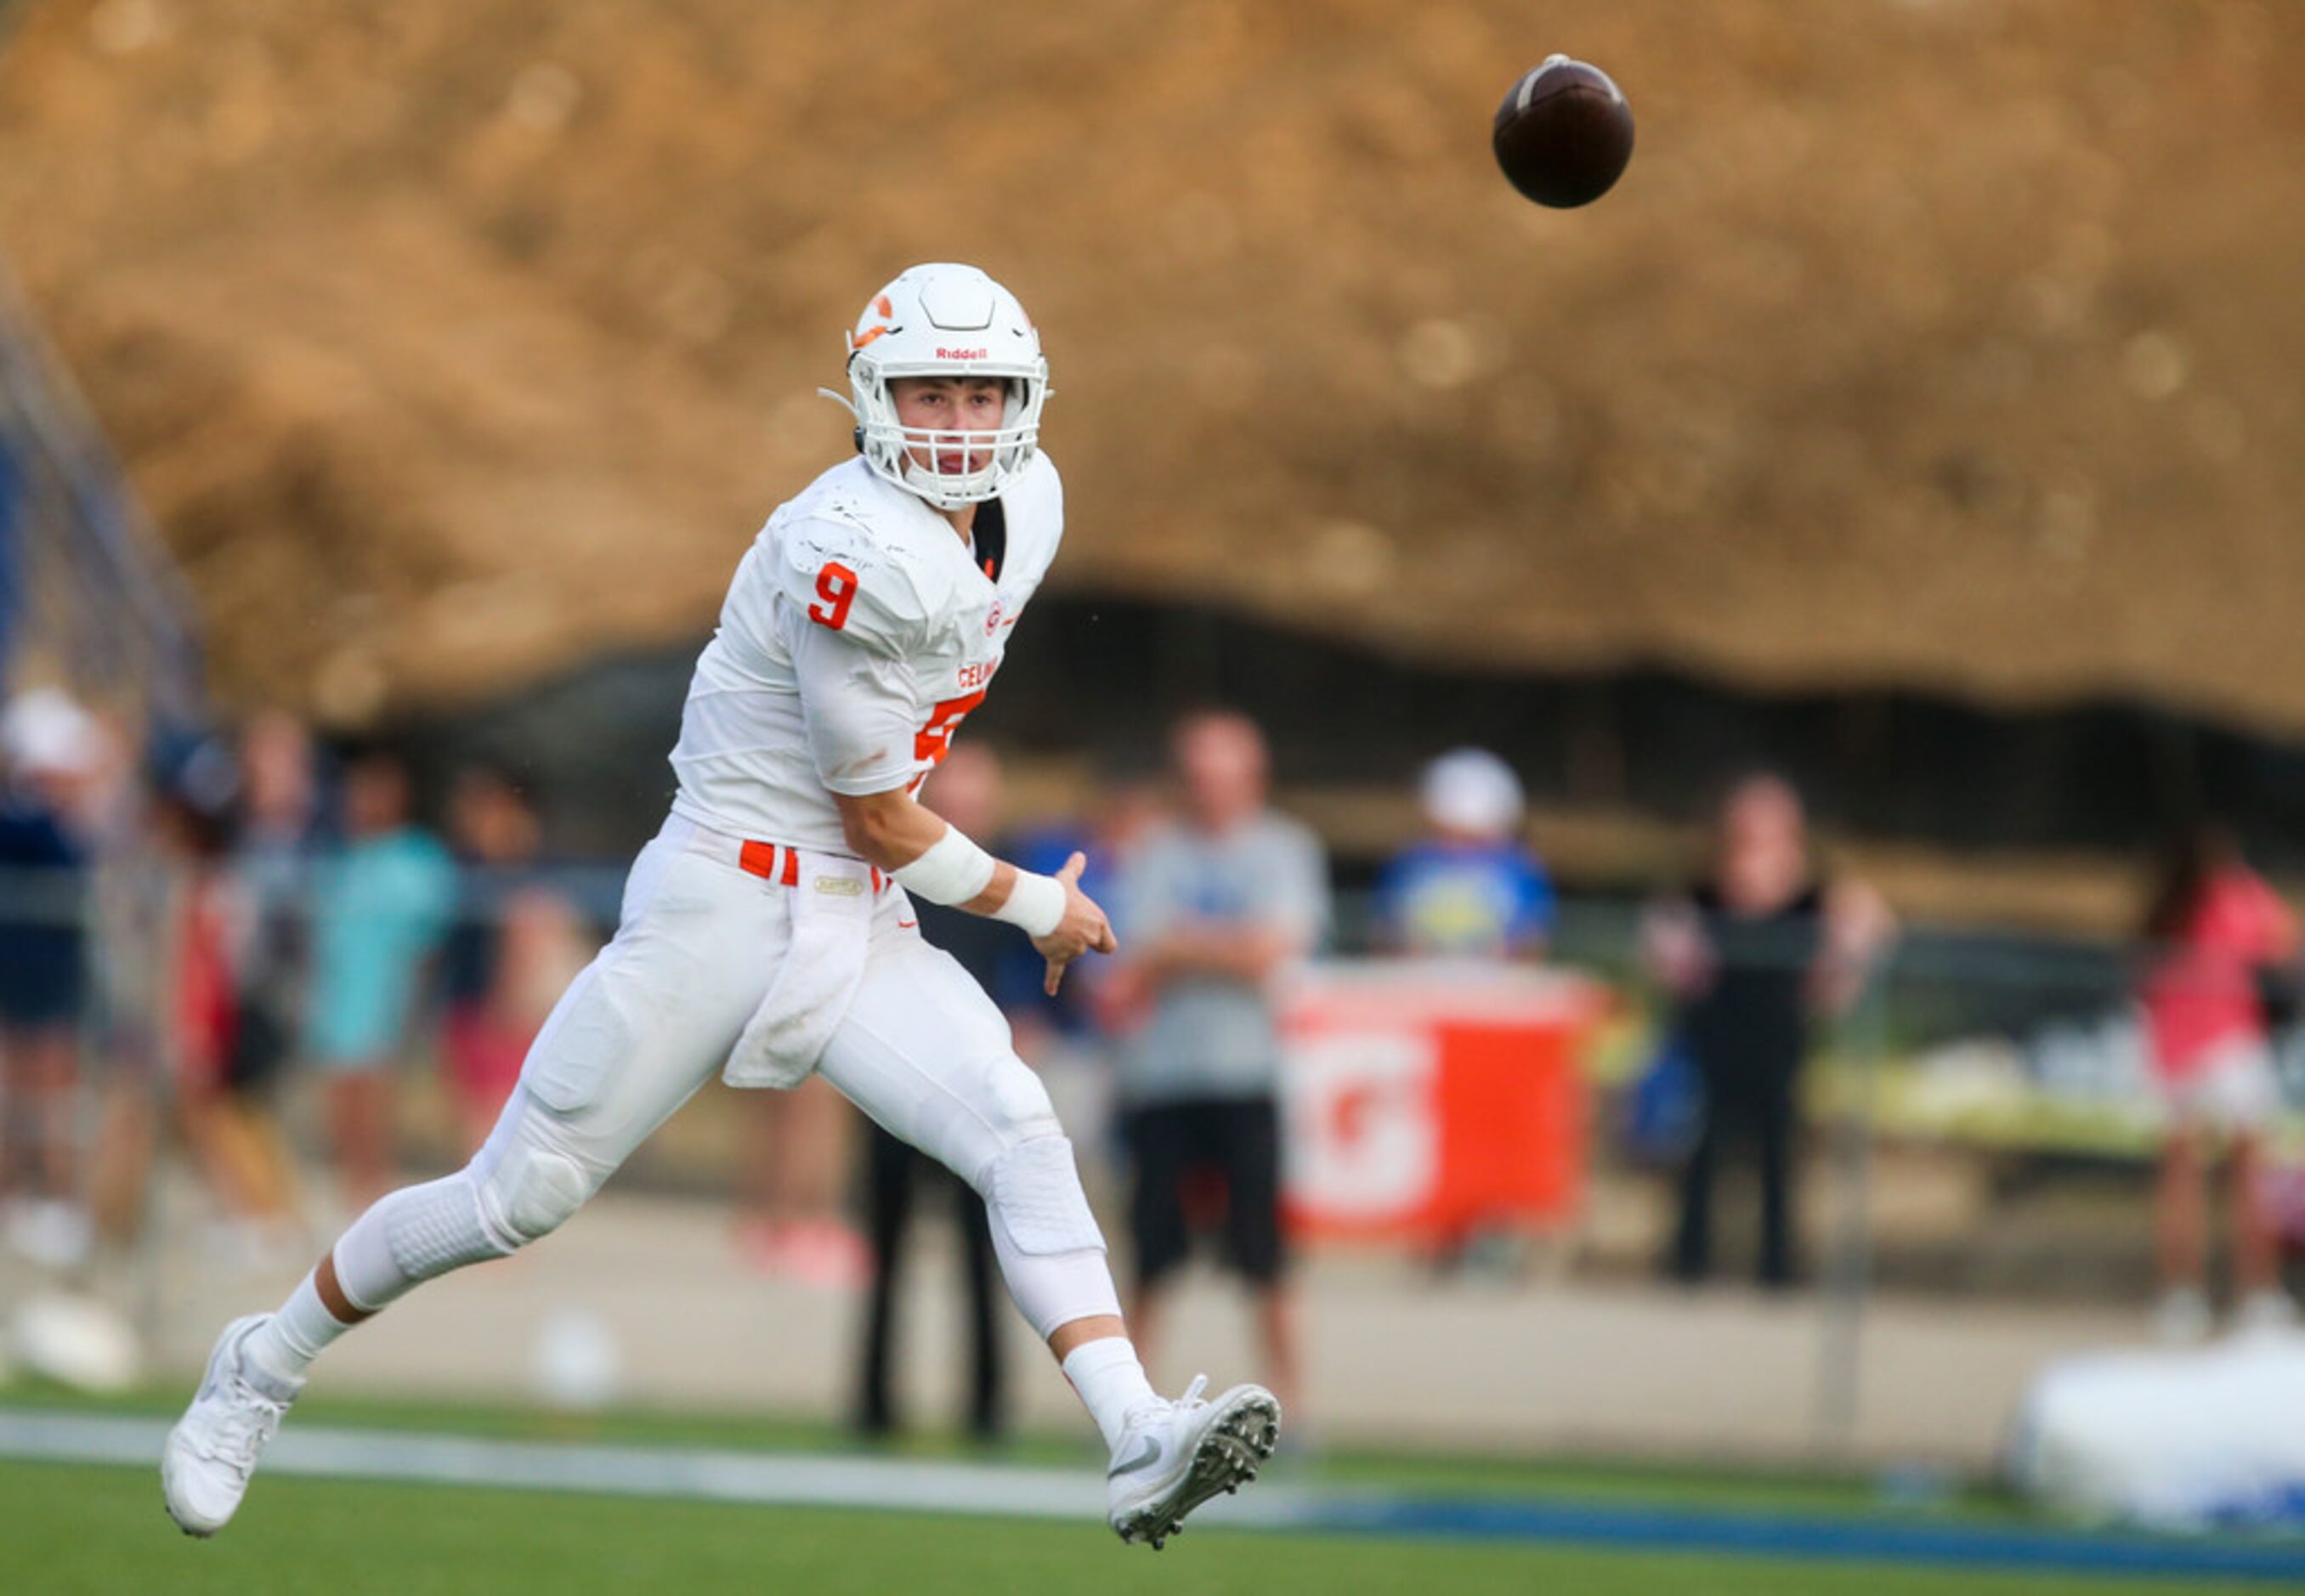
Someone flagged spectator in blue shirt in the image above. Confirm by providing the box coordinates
[1376,748,1553,960]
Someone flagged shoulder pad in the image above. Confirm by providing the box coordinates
[775,507,952,657]
[1006,450,1062,518]
[988,452,1065,587]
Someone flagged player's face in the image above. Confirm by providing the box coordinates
[889,376,1008,481]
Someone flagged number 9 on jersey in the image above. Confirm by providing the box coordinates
[809,562,859,631]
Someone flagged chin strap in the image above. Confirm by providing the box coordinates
[817,388,865,454]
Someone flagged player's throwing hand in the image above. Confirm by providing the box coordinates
[1035,851,1117,994]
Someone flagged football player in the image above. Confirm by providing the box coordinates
[162,263,1278,1549]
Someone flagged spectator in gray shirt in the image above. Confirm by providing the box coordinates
[1109,710,1327,1423]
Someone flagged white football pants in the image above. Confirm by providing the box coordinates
[331,813,1119,1341]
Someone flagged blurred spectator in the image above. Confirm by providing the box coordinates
[305,746,455,1207]
[439,766,589,1151]
[736,1080,869,1289]
[82,744,174,1253]
[1643,773,1891,1289]
[153,742,304,1264]
[1377,749,1556,1275]
[87,717,312,1259]
[854,741,1009,1440]
[1376,747,1554,959]
[2138,823,2300,1340]
[735,714,871,1292]
[1110,710,1327,1420]
[232,711,321,1092]
[0,688,105,1270]
[1024,757,1167,1053]
[1004,756,1166,1053]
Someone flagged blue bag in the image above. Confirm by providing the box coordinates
[1627,1030,1706,1165]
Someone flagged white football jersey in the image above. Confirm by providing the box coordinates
[668,453,1062,852]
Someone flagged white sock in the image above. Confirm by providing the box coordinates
[1062,1337,1159,1452]
[243,1269,352,1384]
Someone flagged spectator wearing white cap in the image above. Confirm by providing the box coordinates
[0,687,109,1269]
[1375,749,1555,961]
[1374,749,1557,1277]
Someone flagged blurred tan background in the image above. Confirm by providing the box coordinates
[3,0,2300,732]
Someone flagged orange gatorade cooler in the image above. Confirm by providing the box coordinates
[1278,962,1603,1242]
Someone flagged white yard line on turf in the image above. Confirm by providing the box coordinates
[0,1407,1311,1528]
[8,1406,2305,1584]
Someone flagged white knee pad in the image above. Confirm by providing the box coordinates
[476,1113,597,1246]
[334,1171,514,1312]
[985,1135,1107,1255]
[984,1135,1121,1340]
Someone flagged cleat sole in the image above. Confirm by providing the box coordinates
[1110,1385,1282,1549]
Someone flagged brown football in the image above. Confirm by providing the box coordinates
[1492,55,1634,209]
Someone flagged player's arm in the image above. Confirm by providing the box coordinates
[1642,897,1714,998]
[788,608,1112,990]
[834,786,1116,993]
[829,783,1052,925]
[1809,880,1895,1016]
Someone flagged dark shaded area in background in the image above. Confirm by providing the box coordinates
[411,592,2305,877]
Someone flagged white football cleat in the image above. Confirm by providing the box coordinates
[161,1314,302,1537]
[1106,1375,1281,1550]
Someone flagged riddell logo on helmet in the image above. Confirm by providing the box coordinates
[936,347,989,360]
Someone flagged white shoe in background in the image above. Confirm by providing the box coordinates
[2152,1286,2213,1345]
[12,1291,141,1392]
[2234,1290,2300,1338]
[5,1198,93,1271]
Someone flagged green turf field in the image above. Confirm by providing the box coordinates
[2,1457,2277,1596]
[7,1384,2294,1594]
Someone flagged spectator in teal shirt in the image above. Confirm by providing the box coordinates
[307,749,454,1205]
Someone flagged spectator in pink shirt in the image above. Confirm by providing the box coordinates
[2138,824,2299,1339]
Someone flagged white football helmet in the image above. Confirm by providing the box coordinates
[825,263,1049,511]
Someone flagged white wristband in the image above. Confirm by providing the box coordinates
[891,824,997,906]
[990,870,1068,939]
